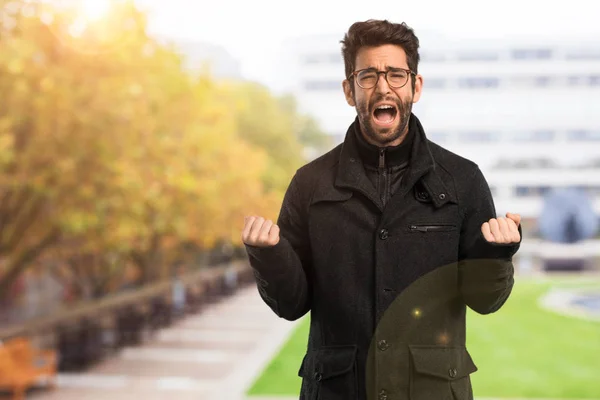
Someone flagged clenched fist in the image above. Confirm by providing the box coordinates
[482,212,521,244]
[242,216,280,247]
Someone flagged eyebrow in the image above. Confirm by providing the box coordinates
[363,65,407,71]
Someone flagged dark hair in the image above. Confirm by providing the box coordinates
[340,19,420,80]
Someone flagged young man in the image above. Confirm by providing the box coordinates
[242,19,521,400]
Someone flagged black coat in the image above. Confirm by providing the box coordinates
[245,114,522,400]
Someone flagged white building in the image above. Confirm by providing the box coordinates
[278,32,600,221]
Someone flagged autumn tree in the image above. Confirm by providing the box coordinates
[0,0,325,299]
[278,93,333,157]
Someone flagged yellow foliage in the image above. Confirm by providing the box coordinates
[0,0,318,289]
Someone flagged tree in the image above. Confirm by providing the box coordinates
[0,0,312,297]
[223,81,306,194]
[278,93,333,156]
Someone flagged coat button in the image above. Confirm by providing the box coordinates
[379,229,389,240]
[417,191,429,200]
[448,368,457,378]
[314,372,323,381]
[439,193,446,200]
[379,389,388,400]
[377,339,389,351]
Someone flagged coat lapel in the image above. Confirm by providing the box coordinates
[333,123,385,212]
[396,115,457,208]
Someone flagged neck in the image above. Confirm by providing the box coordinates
[353,116,415,167]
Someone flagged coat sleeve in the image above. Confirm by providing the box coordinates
[457,166,522,315]
[244,173,312,321]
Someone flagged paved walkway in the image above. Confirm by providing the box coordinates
[26,284,300,400]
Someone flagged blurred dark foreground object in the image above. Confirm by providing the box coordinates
[537,187,599,272]
[538,187,599,243]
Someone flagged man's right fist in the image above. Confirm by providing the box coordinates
[242,216,280,247]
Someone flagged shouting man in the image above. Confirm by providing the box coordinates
[242,19,522,400]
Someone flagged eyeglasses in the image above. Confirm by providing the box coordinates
[348,67,415,89]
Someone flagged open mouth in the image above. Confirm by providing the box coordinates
[373,104,398,125]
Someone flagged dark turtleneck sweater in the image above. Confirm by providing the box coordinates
[353,116,415,208]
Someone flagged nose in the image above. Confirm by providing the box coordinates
[375,72,391,94]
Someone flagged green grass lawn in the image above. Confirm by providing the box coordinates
[247,276,600,398]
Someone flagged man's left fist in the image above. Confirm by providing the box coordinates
[481,212,521,244]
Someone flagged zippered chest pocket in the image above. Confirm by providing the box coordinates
[398,222,461,276]
[409,224,457,233]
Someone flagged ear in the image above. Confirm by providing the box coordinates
[343,79,356,107]
[412,74,424,103]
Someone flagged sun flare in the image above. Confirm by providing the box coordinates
[79,0,112,22]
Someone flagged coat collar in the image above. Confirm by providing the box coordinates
[353,116,414,168]
[332,113,456,209]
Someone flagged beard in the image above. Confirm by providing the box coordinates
[356,94,413,147]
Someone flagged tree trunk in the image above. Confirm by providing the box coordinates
[0,227,60,299]
[130,232,162,284]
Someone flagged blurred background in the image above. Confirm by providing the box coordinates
[0,0,599,399]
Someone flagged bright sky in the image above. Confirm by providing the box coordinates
[131,0,600,88]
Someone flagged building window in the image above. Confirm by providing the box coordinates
[458,131,497,142]
[457,52,499,61]
[511,76,559,88]
[515,186,552,197]
[511,159,556,169]
[565,49,600,60]
[425,78,446,89]
[568,75,600,87]
[458,77,500,89]
[568,76,584,86]
[515,186,530,197]
[514,76,559,87]
[515,130,556,141]
[421,53,446,62]
[567,130,600,141]
[304,80,340,91]
[511,48,553,60]
[534,76,553,87]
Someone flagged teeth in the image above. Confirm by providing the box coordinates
[377,105,394,110]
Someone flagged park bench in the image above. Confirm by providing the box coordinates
[0,337,57,400]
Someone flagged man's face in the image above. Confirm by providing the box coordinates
[343,44,423,147]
